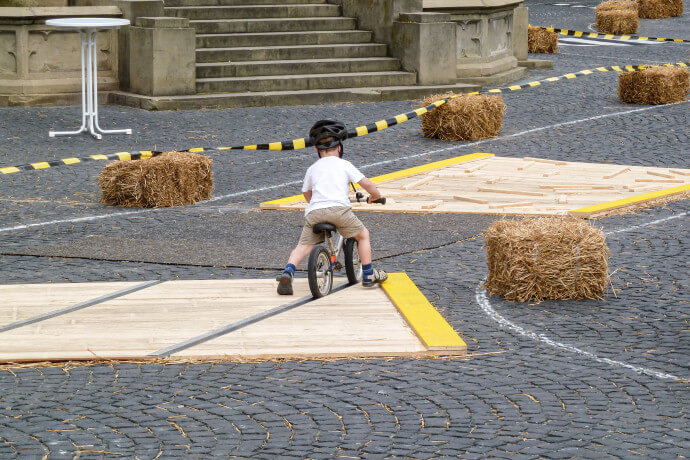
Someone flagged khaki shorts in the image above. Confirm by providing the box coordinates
[298,206,365,245]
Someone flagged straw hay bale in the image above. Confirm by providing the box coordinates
[528,26,559,53]
[420,93,506,141]
[595,0,638,13]
[618,66,690,104]
[484,217,610,302]
[638,0,683,17]
[596,8,638,34]
[99,152,214,207]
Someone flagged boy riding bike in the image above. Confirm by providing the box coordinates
[276,120,388,295]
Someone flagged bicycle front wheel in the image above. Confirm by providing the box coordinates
[308,246,333,298]
[344,238,363,285]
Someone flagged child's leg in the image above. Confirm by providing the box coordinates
[286,244,314,269]
[353,227,372,265]
[353,227,387,286]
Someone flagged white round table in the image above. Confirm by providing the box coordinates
[46,18,132,140]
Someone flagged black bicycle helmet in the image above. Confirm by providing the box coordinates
[309,120,348,157]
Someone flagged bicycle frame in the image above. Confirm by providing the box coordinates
[322,230,345,274]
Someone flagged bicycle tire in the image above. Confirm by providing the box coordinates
[308,245,333,298]
[344,238,363,285]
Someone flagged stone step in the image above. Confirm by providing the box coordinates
[197,43,388,63]
[188,17,357,34]
[196,30,372,48]
[196,71,418,93]
[196,57,401,78]
[165,4,340,20]
[166,0,326,6]
[110,83,482,110]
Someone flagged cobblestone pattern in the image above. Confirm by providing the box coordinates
[0,202,687,458]
[0,2,688,457]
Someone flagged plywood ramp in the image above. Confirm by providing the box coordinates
[260,154,689,217]
[0,282,142,326]
[175,284,426,359]
[0,277,465,363]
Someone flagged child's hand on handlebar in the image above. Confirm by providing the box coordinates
[351,192,386,204]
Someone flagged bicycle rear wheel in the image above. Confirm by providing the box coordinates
[308,246,333,298]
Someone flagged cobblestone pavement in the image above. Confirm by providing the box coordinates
[0,2,688,458]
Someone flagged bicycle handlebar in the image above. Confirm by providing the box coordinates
[350,192,386,205]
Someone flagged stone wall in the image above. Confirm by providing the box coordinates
[423,0,527,84]
[0,6,121,106]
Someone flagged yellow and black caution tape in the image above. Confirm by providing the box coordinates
[2,61,688,175]
[467,61,689,95]
[533,25,689,43]
[0,151,160,175]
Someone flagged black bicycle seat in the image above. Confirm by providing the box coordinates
[312,222,337,234]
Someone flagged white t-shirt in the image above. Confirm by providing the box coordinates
[302,156,365,215]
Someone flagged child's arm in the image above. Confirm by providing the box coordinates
[357,178,381,203]
[303,190,312,203]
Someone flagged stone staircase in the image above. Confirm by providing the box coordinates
[111,0,479,109]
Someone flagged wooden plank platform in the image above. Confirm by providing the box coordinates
[260,154,689,217]
[0,277,465,363]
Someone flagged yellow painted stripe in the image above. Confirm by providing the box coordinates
[356,125,368,137]
[188,148,204,153]
[31,162,51,169]
[414,107,428,116]
[604,34,614,39]
[61,158,80,165]
[368,152,494,185]
[268,142,282,150]
[244,145,258,150]
[139,151,153,159]
[589,32,599,38]
[382,273,466,350]
[261,193,305,206]
[528,81,541,87]
[611,66,622,72]
[260,152,495,207]
[574,31,583,37]
[638,36,649,41]
[624,65,634,71]
[292,138,306,150]
[489,88,503,93]
[115,152,131,161]
[564,73,577,79]
[596,67,609,72]
[375,120,388,131]
[674,39,683,43]
[216,147,232,151]
[569,183,690,216]
[546,77,560,82]
[678,62,687,67]
[467,91,480,95]
[620,35,631,40]
[433,100,445,107]
[395,114,408,124]
[89,154,109,160]
[581,69,593,75]
[0,166,20,174]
